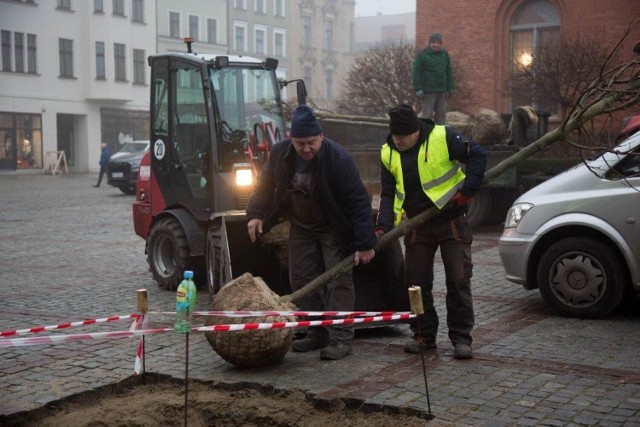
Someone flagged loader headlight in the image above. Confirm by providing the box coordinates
[233,163,254,187]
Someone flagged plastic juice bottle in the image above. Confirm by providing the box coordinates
[174,270,197,333]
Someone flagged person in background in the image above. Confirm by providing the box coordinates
[375,104,486,359]
[246,105,376,361]
[412,32,455,125]
[94,142,111,188]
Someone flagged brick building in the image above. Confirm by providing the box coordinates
[415,0,639,123]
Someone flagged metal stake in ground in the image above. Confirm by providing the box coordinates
[184,332,190,427]
[136,289,148,378]
[408,286,433,420]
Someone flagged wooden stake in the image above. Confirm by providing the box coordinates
[408,286,424,315]
[136,289,148,314]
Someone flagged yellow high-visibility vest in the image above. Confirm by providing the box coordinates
[381,125,465,226]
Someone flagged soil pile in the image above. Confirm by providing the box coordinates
[2,375,436,426]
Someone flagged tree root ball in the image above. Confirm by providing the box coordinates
[204,273,297,368]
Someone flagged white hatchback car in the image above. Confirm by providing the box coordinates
[499,118,640,318]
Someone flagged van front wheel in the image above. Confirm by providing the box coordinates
[537,237,626,318]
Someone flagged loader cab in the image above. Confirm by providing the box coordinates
[148,52,286,222]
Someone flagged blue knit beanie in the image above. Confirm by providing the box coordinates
[290,105,322,137]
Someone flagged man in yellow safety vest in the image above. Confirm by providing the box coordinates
[375,104,487,359]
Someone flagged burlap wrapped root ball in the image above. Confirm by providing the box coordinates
[258,221,290,269]
[204,272,296,368]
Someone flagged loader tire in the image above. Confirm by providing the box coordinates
[147,217,190,291]
[206,224,223,296]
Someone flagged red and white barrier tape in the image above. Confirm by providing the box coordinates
[0,313,415,347]
[0,327,171,347]
[195,313,415,332]
[0,314,141,338]
[134,338,143,375]
[152,310,404,318]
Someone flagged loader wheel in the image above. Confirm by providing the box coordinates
[147,217,190,291]
[206,224,223,296]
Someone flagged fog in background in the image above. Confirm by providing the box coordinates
[355,0,415,17]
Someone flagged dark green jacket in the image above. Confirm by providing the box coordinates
[412,47,455,93]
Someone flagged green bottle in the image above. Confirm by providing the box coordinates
[174,270,197,333]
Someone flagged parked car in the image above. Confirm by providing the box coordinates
[498,119,640,318]
[107,140,149,195]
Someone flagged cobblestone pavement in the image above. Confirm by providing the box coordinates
[1,173,640,425]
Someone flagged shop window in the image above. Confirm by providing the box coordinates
[0,113,42,169]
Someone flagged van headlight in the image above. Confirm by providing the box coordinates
[233,163,254,187]
[505,203,533,228]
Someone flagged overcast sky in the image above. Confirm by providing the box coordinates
[355,0,416,17]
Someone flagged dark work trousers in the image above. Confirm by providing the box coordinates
[288,224,355,343]
[405,214,474,346]
[96,166,107,187]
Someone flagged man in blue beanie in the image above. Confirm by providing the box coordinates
[246,104,376,360]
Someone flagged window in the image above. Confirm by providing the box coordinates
[509,0,559,114]
[94,0,103,13]
[207,18,217,44]
[57,0,71,10]
[1,113,43,169]
[169,11,180,38]
[112,0,124,16]
[273,0,285,17]
[234,23,247,52]
[255,0,266,14]
[303,66,312,93]
[95,41,105,79]
[273,29,285,57]
[326,69,333,101]
[14,33,23,73]
[59,38,73,77]
[189,15,199,40]
[114,43,126,81]
[234,0,246,10]
[325,20,334,51]
[132,0,144,23]
[303,15,312,47]
[254,26,266,55]
[133,48,145,84]
[27,34,36,74]
[1,31,11,72]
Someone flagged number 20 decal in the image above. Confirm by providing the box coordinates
[154,139,165,160]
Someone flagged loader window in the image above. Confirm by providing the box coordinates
[170,61,209,199]
[210,65,285,171]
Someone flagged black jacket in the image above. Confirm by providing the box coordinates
[376,119,487,231]
[246,136,376,252]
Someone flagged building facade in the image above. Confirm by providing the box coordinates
[156,0,229,55]
[0,0,361,172]
[289,0,356,111]
[0,0,155,172]
[415,0,640,122]
[354,11,415,52]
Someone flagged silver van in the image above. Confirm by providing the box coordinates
[498,120,640,318]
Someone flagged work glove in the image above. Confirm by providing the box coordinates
[416,90,424,98]
[375,227,386,238]
[451,192,472,207]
